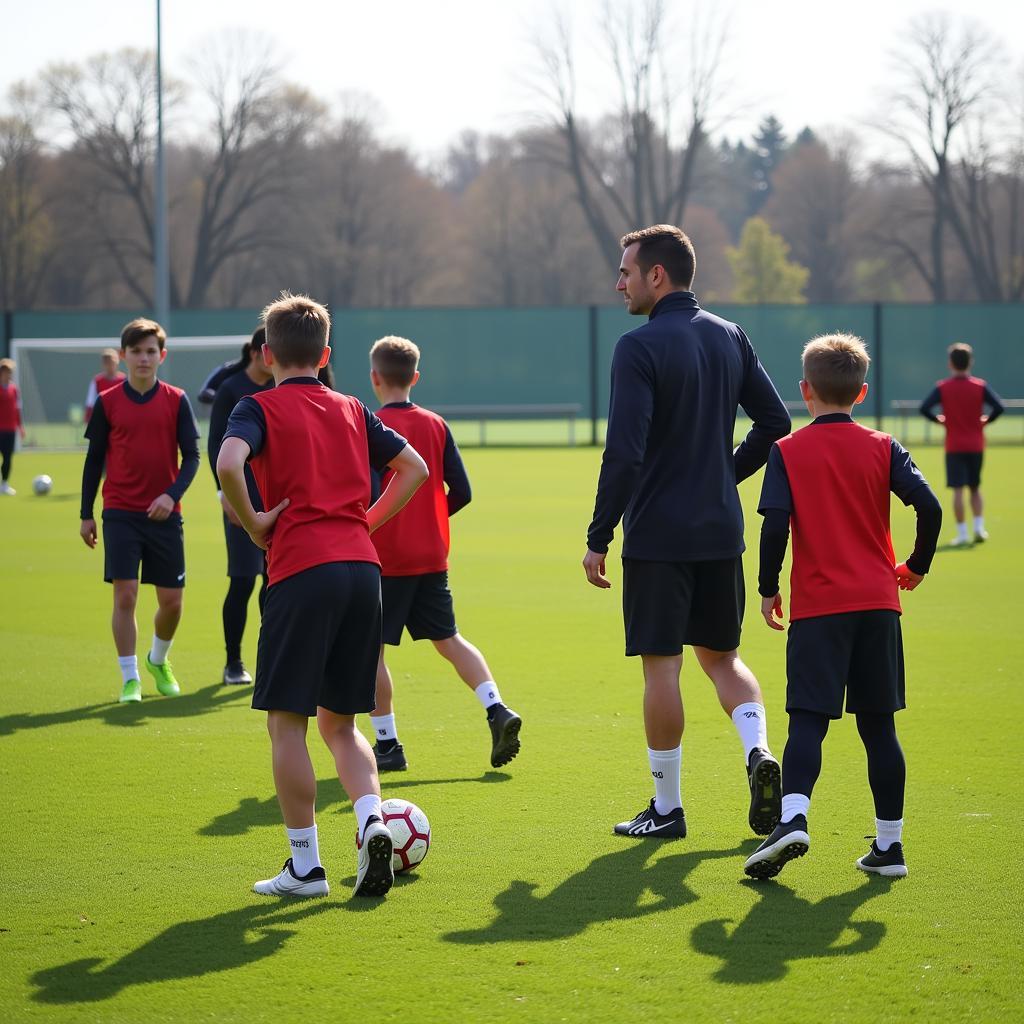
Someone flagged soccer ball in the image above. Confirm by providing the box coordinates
[32,474,53,496]
[380,798,431,873]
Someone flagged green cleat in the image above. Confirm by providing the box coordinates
[146,655,181,696]
[119,678,142,703]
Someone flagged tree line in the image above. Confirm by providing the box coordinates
[1,8,1022,312]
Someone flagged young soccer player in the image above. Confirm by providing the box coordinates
[744,334,942,880]
[198,344,251,405]
[217,295,428,899]
[84,349,126,422]
[208,327,274,685]
[0,358,25,495]
[79,319,200,703]
[919,343,1004,545]
[367,336,523,773]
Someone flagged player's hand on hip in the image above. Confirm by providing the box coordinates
[761,593,785,630]
[220,491,242,527]
[583,549,611,589]
[895,562,924,591]
[80,519,97,549]
[248,498,290,550]
[147,493,174,521]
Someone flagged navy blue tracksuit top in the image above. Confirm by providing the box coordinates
[587,291,790,562]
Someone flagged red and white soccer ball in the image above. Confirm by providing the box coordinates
[381,798,431,873]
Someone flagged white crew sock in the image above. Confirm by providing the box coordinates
[956,521,969,541]
[353,794,382,843]
[118,655,139,684]
[370,713,398,743]
[474,681,502,710]
[780,793,810,824]
[149,635,173,666]
[285,824,320,876]
[875,817,904,852]
[731,702,769,761]
[648,746,682,815]
[973,516,985,533]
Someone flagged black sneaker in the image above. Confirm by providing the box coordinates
[613,799,687,838]
[354,816,394,897]
[747,747,782,835]
[743,815,810,879]
[487,704,522,768]
[856,840,908,878]
[373,741,408,772]
[222,660,252,686]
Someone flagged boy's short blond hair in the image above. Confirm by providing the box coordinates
[948,342,973,372]
[121,318,166,351]
[0,358,14,373]
[370,336,420,388]
[101,348,120,362]
[262,292,330,369]
[802,334,870,406]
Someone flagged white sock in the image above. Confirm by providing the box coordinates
[648,746,682,815]
[117,655,139,684]
[956,521,969,540]
[474,681,502,710]
[149,635,173,665]
[731,702,769,761]
[353,794,382,842]
[370,713,397,742]
[973,516,984,533]
[875,817,904,852]
[780,793,810,824]
[285,824,320,876]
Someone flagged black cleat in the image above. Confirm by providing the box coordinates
[373,741,408,772]
[747,747,782,835]
[614,799,687,838]
[744,815,810,879]
[222,660,252,686]
[487,704,522,768]
[856,840,908,878]
[354,817,394,897]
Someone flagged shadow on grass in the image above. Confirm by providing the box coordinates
[444,840,756,944]
[29,900,340,1004]
[201,771,511,836]
[691,876,895,983]
[0,684,251,737]
[935,541,979,554]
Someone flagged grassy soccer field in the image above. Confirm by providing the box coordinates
[1,445,1021,1023]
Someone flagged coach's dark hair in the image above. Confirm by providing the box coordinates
[120,317,167,352]
[948,343,973,372]
[262,293,330,368]
[802,334,870,405]
[620,224,696,288]
[370,336,420,388]
[245,326,266,359]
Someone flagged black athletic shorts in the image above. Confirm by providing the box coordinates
[622,556,744,656]
[945,451,983,489]
[381,571,458,646]
[223,513,266,578]
[102,512,185,588]
[253,561,381,717]
[786,609,905,719]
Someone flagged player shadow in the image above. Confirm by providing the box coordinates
[200,771,511,837]
[443,840,755,944]
[691,875,895,983]
[0,684,251,738]
[29,900,339,1004]
[934,540,979,554]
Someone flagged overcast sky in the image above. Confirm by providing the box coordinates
[2,0,1022,160]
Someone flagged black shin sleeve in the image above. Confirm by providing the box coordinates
[223,576,257,663]
[855,712,906,820]
[782,710,831,798]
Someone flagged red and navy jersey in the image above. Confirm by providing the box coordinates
[371,402,471,576]
[222,378,407,586]
[85,371,127,421]
[81,380,200,518]
[920,376,1003,453]
[0,383,21,432]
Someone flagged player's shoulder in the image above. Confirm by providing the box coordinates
[157,379,186,400]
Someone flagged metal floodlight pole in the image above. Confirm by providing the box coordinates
[154,0,171,331]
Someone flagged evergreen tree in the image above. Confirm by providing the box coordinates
[727,217,809,303]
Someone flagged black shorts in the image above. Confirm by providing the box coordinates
[253,561,381,717]
[622,557,744,656]
[945,451,983,489]
[223,514,266,578]
[102,513,185,588]
[786,610,905,719]
[380,571,458,646]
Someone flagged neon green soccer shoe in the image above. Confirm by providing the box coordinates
[119,678,142,703]
[146,655,181,697]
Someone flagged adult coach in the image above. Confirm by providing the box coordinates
[583,224,791,839]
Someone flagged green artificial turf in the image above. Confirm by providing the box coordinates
[0,445,1021,1023]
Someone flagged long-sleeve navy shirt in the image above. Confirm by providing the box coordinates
[587,291,791,561]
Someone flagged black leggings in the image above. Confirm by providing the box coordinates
[783,709,906,820]
[0,431,14,482]
[223,574,267,663]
